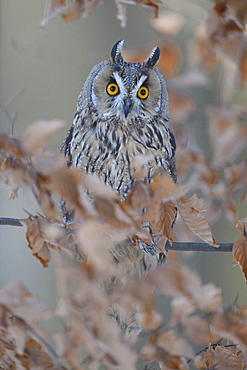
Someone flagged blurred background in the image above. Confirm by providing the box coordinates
[0,0,246,319]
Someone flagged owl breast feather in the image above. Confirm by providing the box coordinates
[67,114,174,201]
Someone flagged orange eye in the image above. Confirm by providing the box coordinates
[106,83,119,95]
[137,86,149,99]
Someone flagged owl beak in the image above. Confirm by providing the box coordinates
[123,98,132,118]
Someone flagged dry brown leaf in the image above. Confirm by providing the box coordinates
[204,344,243,370]
[150,11,185,35]
[148,172,183,203]
[181,316,219,344]
[115,0,161,27]
[21,216,51,267]
[48,167,82,209]
[32,151,66,174]
[149,263,223,317]
[40,0,66,27]
[213,311,247,351]
[24,338,61,369]
[139,307,163,331]
[142,338,190,370]
[80,173,138,231]
[142,330,191,369]
[197,283,223,313]
[177,195,218,247]
[77,220,115,273]
[21,216,64,267]
[155,200,177,243]
[156,330,194,358]
[0,281,46,321]
[0,133,27,157]
[233,234,247,283]
[23,120,64,155]
[61,0,103,24]
[236,218,247,234]
[206,5,244,64]
[0,158,31,199]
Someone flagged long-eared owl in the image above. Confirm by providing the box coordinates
[61,40,177,268]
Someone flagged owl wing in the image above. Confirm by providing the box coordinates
[167,128,177,183]
[60,125,75,167]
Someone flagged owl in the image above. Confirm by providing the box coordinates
[61,40,176,269]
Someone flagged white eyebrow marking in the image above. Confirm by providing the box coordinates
[136,75,148,89]
[132,75,148,97]
[112,72,126,94]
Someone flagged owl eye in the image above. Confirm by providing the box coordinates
[137,86,149,99]
[106,83,119,96]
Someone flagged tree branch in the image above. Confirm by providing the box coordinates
[165,241,233,252]
[0,217,234,252]
[0,217,23,227]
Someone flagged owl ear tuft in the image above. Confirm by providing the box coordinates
[144,46,160,68]
[111,40,124,64]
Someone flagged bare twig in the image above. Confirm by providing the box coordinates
[0,217,234,252]
[0,217,23,227]
[165,241,233,252]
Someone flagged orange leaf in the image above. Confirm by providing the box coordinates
[156,200,177,242]
[181,316,219,344]
[148,172,183,202]
[233,234,247,283]
[61,0,103,24]
[212,310,247,350]
[40,0,66,27]
[204,344,243,370]
[177,195,218,247]
[21,216,63,267]
[0,134,27,157]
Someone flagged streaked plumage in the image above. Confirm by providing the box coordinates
[61,40,176,268]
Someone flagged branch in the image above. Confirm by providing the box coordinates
[0,217,23,227]
[165,241,233,252]
[0,217,234,252]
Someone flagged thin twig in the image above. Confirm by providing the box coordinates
[0,217,23,226]
[165,241,233,252]
[0,217,234,252]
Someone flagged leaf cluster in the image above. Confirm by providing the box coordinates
[0,120,245,369]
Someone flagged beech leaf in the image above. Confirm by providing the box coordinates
[181,316,219,344]
[40,0,66,27]
[21,216,63,267]
[177,195,218,247]
[233,234,247,283]
[23,120,64,155]
[204,345,243,370]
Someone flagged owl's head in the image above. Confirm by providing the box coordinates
[89,40,169,123]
